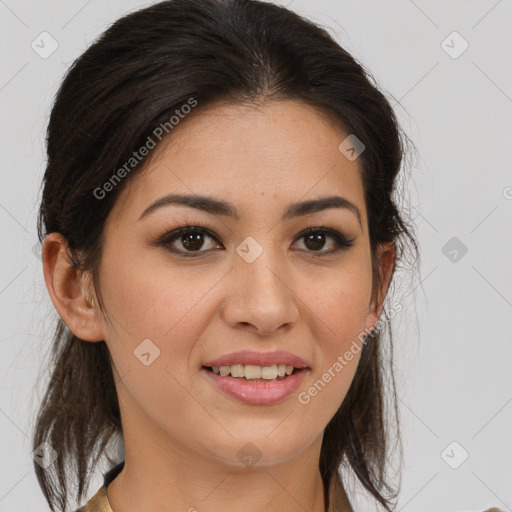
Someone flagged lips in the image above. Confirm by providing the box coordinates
[202,350,310,369]
[201,350,311,404]
[201,366,309,405]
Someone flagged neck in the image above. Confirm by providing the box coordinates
[108,451,326,512]
[107,411,327,512]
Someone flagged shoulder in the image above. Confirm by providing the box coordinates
[73,461,123,512]
[73,485,112,512]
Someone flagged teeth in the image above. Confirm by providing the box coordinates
[210,364,296,379]
[261,365,277,379]
[230,364,243,378]
[244,365,262,379]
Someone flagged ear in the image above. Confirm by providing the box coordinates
[41,232,104,342]
[363,241,396,332]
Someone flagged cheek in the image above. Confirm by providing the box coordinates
[306,254,373,349]
[97,243,222,377]
[291,255,373,427]
[100,241,219,332]
[97,250,219,437]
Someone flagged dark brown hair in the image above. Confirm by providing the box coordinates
[33,0,419,510]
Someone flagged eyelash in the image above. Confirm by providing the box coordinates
[153,222,356,258]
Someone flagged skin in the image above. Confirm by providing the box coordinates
[42,99,395,512]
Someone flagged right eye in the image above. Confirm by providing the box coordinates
[155,225,224,257]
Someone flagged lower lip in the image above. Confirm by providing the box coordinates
[201,367,308,405]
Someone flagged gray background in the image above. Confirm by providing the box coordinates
[0,1,511,511]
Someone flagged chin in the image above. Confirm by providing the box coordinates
[205,432,314,469]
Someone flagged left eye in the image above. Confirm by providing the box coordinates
[156,226,355,257]
[293,227,355,254]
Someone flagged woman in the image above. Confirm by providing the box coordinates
[33,0,421,510]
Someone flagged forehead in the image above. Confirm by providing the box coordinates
[108,99,367,226]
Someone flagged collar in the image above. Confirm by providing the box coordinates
[77,461,124,512]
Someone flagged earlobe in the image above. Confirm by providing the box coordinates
[41,233,104,342]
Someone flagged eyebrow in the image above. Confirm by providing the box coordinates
[137,193,362,227]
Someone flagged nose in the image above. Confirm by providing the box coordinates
[220,245,300,336]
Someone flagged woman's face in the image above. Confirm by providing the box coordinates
[93,99,392,469]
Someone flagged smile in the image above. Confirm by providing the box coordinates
[207,364,297,380]
[201,366,309,405]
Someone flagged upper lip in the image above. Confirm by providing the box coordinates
[203,350,310,369]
